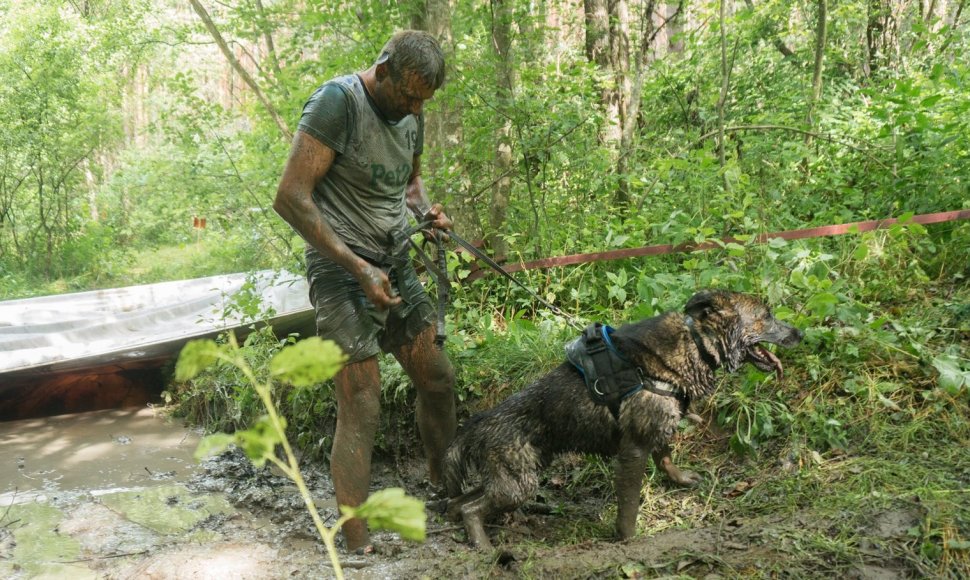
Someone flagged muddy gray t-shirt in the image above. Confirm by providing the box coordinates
[298,73,424,256]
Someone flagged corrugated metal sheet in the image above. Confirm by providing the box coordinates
[0,270,314,377]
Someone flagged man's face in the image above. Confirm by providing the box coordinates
[376,69,436,122]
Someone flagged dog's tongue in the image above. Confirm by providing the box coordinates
[764,348,784,380]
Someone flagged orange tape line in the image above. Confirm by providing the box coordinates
[465,209,970,282]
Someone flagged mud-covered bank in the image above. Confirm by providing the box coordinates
[0,406,958,579]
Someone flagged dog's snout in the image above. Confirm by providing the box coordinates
[782,323,804,346]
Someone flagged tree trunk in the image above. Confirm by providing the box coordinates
[253,0,283,85]
[805,0,828,148]
[866,0,899,76]
[610,0,632,205]
[585,0,621,152]
[489,0,514,260]
[717,0,729,188]
[188,0,291,141]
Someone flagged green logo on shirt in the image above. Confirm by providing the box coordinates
[371,163,411,188]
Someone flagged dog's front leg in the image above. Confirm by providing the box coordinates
[614,439,648,540]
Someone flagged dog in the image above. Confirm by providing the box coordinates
[442,289,803,548]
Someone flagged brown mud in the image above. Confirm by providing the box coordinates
[1,407,925,579]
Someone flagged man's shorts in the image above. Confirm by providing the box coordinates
[306,250,435,364]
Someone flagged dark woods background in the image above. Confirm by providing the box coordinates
[1,0,967,298]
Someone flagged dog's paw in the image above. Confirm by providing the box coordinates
[425,498,449,515]
[667,467,703,487]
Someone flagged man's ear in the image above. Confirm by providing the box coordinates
[375,62,390,81]
[685,290,719,320]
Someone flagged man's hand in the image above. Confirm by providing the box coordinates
[424,203,453,232]
[355,261,402,309]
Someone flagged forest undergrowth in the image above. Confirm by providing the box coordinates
[167,218,970,577]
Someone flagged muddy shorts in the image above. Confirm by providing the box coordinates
[306,251,435,364]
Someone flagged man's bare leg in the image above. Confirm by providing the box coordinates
[392,325,456,485]
[331,356,382,551]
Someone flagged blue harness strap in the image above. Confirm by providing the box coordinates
[566,322,690,421]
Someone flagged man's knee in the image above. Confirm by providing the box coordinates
[418,353,455,393]
[334,360,382,420]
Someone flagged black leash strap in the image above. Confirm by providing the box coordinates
[436,238,448,347]
[404,232,450,350]
[399,219,584,349]
[443,228,584,330]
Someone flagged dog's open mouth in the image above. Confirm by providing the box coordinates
[747,344,784,380]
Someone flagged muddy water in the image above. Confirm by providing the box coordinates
[2,407,200,500]
[0,407,462,579]
[0,408,328,578]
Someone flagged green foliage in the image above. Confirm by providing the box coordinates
[269,337,347,387]
[175,339,223,382]
[341,487,427,543]
[175,329,424,578]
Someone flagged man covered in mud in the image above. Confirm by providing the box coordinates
[273,30,456,552]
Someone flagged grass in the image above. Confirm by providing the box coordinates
[0,234,281,300]
[126,236,279,286]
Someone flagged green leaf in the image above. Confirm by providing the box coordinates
[931,356,969,394]
[342,488,426,542]
[806,292,839,318]
[175,339,222,381]
[234,415,285,467]
[947,539,970,550]
[269,337,347,387]
[194,433,235,461]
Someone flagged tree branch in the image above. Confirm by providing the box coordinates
[694,124,895,174]
[188,0,292,141]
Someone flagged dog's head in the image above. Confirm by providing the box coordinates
[685,290,803,378]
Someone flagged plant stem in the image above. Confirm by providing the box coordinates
[224,334,347,579]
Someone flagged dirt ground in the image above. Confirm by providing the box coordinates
[0,406,926,579]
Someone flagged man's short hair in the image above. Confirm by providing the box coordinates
[376,30,446,89]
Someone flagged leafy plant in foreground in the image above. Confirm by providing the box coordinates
[176,334,425,579]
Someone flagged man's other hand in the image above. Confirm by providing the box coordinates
[357,262,401,309]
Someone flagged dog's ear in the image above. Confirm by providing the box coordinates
[684,290,720,320]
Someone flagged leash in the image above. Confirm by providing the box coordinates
[441,228,585,330]
[397,219,585,348]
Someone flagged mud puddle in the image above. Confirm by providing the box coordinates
[0,407,463,579]
[0,408,330,578]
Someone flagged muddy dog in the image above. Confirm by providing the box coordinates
[442,290,803,548]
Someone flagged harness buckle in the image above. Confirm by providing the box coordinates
[592,378,606,397]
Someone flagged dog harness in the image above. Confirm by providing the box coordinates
[566,323,690,420]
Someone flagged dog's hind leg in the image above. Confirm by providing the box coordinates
[445,486,484,522]
[460,445,541,549]
[615,439,649,539]
[652,442,701,487]
[459,494,495,549]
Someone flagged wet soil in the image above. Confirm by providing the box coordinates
[1,407,924,579]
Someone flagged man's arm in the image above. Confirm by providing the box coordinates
[274,131,401,308]
[405,154,453,231]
